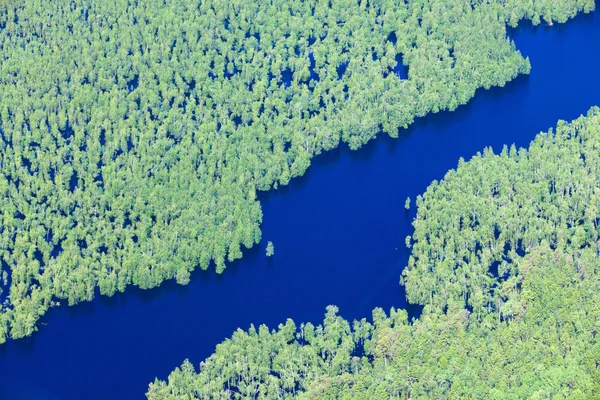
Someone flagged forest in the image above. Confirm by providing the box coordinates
[0,0,595,342]
[148,107,600,399]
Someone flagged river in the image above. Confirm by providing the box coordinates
[0,8,599,400]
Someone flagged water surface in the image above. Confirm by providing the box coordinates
[1,9,599,400]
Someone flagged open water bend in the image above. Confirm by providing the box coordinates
[0,8,599,400]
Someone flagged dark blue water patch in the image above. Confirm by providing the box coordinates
[337,60,349,79]
[515,243,526,258]
[383,53,408,80]
[494,256,515,281]
[244,30,259,41]
[33,249,44,266]
[232,115,242,128]
[0,8,599,400]
[123,213,132,229]
[14,209,25,221]
[126,135,133,151]
[61,121,73,140]
[127,74,139,93]
[489,260,500,278]
[51,241,63,259]
[69,170,78,192]
[281,67,293,87]
[371,47,378,61]
[22,156,31,173]
[308,53,319,83]
[187,78,196,93]
[0,378,65,400]
[387,31,397,46]
[48,167,56,183]
[392,53,408,79]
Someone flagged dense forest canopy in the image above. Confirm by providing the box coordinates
[0,0,595,342]
[148,108,600,399]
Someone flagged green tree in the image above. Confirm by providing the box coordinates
[266,241,275,257]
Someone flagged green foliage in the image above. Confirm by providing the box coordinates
[266,241,275,257]
[0,0,594,343]
[403,107,600,320]
[175,268,191,286]
[148,108,600,399]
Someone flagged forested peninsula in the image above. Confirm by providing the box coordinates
[0,0,595,342]
[148,108,600,399]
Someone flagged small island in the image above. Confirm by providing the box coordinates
[266,242,275,257]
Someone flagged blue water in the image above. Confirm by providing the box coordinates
[1,9,600,400]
